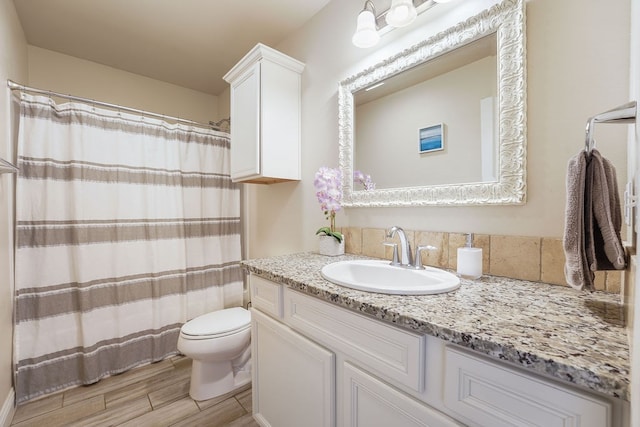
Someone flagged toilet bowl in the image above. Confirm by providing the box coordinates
[177,307,252,401]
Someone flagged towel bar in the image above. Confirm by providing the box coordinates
[585,101,637,152]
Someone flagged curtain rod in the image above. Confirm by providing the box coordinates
[7,79,229,132]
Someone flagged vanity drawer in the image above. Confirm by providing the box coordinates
[249,275,283,318]
[444,346,612,427]
[283,287,425,392]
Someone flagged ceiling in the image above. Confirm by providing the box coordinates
[13,0,332,96]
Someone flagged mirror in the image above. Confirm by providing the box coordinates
[355,34,498,188]
[339,0,526,207]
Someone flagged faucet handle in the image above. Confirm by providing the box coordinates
[413,245,437,269]
[383,242,401,266]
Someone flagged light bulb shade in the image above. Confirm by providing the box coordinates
[385,0,417,28]
[352,9,380,48]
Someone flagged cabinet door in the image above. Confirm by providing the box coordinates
[252,308,335,427]
[229,62,261,181]
[343,363,461,427]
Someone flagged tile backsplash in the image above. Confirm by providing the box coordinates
[341,227,623,294]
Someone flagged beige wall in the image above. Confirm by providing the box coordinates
[0,0,28,418]
[28,46,221,125]
[241,0,631,259]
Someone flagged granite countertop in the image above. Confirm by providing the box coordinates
[241,252,630,401]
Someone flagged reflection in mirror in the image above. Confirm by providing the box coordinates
[354,34,498,188]
[339,0,526,207]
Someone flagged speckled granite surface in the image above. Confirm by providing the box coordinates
[242,252,630,401]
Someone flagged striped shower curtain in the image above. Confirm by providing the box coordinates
[13,93,243,403]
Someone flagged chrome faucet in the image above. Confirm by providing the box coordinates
[386,226,437,269]
[386,226,412,267]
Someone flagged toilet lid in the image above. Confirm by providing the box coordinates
[181,307,251,337]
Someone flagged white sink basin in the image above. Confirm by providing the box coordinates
[320,259,460,295]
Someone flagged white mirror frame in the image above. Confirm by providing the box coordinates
[339,0,526,207]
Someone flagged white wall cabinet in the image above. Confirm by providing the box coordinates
[223,44,304,184]
[249,275,625,427]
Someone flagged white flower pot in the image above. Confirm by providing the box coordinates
[318,235,345,256]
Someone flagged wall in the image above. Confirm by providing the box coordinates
[241,0,631,259]
[28,46,220,125]
[0,1,27,423]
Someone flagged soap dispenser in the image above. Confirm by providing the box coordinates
[457,233,482,279]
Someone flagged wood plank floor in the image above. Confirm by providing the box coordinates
[10,356,259,427]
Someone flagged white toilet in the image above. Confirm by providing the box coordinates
[177,307,252,401]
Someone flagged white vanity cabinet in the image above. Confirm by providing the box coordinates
[249,274,624,427]
[223,43,304,184]
[250,275,460,427]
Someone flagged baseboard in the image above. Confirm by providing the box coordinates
[0,388,15,427]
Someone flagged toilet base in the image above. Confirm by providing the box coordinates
[189,359,252,401]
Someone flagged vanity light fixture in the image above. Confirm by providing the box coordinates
[352,0,461,48]
[352,1,380,48]
[386,0,418,27]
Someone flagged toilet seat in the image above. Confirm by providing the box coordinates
[181,307,251,340]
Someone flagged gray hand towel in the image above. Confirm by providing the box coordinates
[586,149,626,271]
[563,151,594,291]
[563,148,626,291]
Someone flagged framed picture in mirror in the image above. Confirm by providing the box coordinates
[419,123,444,153]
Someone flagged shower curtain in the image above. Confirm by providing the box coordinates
[13,93,243,403]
